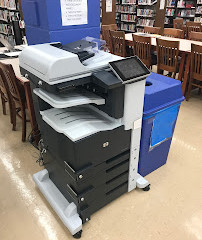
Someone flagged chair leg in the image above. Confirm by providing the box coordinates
[12,104,17,131]
[198,88,201,95]
[1,94,6,115]
[157,67,161,74]
[186,78,193,101]
[21,105,27,142]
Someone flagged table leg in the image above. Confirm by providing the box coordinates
[178,53,186,82]
[24,82,40,144]
[181,53,191,96]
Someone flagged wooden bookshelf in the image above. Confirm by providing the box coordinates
[136,0,157,32]
[116,0,137,32]
[0,0,24,45]
[115,0,159,33]
[195,0,202,22]
[164,0,178,27]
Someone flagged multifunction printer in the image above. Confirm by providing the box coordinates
[19,39,150,238]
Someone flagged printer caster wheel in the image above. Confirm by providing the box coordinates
[73,230,82,239]
[143,185,150,192]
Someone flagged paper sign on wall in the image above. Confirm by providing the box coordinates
[60,0,88,26]
[106,0,112,13]
[160,0,165,9]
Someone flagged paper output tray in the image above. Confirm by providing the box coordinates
[40,106,122,142]
[34,88,105,108]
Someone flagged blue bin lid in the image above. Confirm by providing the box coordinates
[143,73,185,117]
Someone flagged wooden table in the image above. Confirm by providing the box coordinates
[125,33,202,96]
[0,57,40,143]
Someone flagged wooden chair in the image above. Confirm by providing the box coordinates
[186,22,202,39]
[0,62,29,142]
[144,26,161,34]
[163,28,184,39]
[110,30,126,57]
[101,24,117,52]
[189,31,202,42]
[132,34,153,69]
[186,44,202,100]
[173,18,183,29]
[156,38,180,79]
[0,72,13,122]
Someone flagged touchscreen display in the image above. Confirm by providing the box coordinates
[109,57,150,82]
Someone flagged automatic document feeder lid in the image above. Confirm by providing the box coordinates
[19,43,122,85]
[40,106,122,142]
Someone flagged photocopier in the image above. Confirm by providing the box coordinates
[19,39,151,238]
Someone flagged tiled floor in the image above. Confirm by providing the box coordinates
[0,90,202,240]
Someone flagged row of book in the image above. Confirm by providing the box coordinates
[121,14,136,21]
[0,0,17,10]
[0,22,13,34]
[177,9,195,17]
[122,0,136,4]
[166,8,175,16]
[136,18,155,26]
[167,0,176,7]
[177,0,195,8]
[0,9,20,21]
[138,0,155,4]
[194,16,202,22]
[116,4,136,13]
[196,6,202,14]
[120,22,136,31]
[137,8,154,16]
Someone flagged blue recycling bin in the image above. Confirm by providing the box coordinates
[138,73,185,177]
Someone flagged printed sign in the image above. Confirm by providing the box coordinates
[60,0,88,26]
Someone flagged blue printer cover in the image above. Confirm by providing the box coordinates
[143,73,185,117]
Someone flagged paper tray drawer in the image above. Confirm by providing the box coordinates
[41,120,131,171]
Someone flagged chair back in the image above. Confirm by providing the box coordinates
[132,34,151,68]
[0,62,23,104]
[186,22,202,39]
[156,38,180,76]
[173,18,183,29]
[102,24,117,51]
[144,26,161,34]
[189,31,202,42]
[0,72,6,95]
[191,44,202,82]
[110,30,126,57]
[164,28,184,38]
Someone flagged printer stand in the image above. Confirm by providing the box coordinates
[33,168,149,238]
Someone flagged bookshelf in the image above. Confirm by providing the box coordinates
[115,0,158,33]
[164,0,202,27]
[195,0,202,22]
[0,0,24,46]
[116,0,137,32]
[136,0,157,32]
[176,0,197,24]
[164,0,177,27]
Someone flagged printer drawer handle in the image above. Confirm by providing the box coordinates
[67,184,78,199]
[64,161,93,180]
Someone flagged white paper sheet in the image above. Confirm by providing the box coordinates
[60,0,88,26]
[160,0,165,10]
[106,0,112,13]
